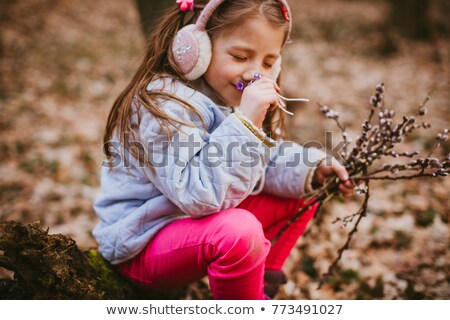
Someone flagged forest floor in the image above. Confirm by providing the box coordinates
[0,0,449,299]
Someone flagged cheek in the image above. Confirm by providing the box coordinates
[204,69,220,90]
[208,52,239,79]
[205,66,235,91]
[221,64,240,80]
[209,68,228,83]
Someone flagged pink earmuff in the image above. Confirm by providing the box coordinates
[172,0,292,81]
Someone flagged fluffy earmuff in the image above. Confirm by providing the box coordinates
[172,25,212,80]
[172,0,226,80]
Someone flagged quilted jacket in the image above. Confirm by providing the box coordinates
[93,77,326,264]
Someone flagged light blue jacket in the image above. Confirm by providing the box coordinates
[93,77,326,264]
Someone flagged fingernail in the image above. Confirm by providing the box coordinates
[253,72,261,79]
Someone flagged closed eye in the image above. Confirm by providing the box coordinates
[231,54,247,61]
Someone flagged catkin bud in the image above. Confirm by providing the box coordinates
[432,162,444,169]
[376,83,384,94]
[362,122,369,130]
[320,105,329,113]
[430,158,439,165]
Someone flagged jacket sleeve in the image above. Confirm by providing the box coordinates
[137,99,271,218]
[262,140,327,198]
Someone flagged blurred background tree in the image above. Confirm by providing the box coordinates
[135,0,172,37]
[389,0,431,40]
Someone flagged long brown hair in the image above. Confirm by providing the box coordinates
[103,0,291,169]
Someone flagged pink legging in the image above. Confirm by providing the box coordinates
[118,193,317,299]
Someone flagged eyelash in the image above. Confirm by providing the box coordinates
[231,54,246,61]
[231,55,273,68]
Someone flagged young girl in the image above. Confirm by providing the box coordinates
[93,0,355,300]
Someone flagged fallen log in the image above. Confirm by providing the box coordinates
[0,219,193,299]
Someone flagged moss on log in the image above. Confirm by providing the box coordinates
[0,219,190,299]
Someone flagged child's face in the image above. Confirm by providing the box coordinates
[204,16,285,107]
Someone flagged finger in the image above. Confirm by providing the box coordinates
[274,82,281,93]
[254,82,278,93]
[314,169,326,186]
[259,77,281,93]
[248,89,277,101]
[342,192,353,199]
[259,93,280,106]
[248,86,277,98]
[339,188,354,198]
[339,183,354,194]
[344,179,355,188]
[256,89,277,96]
[331,158,349,182]
[255,77,280,91]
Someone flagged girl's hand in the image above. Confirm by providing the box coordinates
[239,77,280,128]
[313,157,356,198]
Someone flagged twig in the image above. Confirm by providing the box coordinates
[319,183,370,289]
[275,83,449,286]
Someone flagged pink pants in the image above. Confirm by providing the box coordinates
[118,193,317,299]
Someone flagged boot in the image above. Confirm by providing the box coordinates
[264,269,287,299]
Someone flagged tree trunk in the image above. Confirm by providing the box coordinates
[0,219,192,299]
[389,0,431,40]
[135,0,173,38]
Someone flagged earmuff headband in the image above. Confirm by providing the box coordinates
[194,0,292,37]
[194,0,226,32]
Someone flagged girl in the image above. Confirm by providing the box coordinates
[93,0,355,300]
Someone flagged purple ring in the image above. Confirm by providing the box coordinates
[236,81,245,91]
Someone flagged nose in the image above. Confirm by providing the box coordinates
[242,68,262,81]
